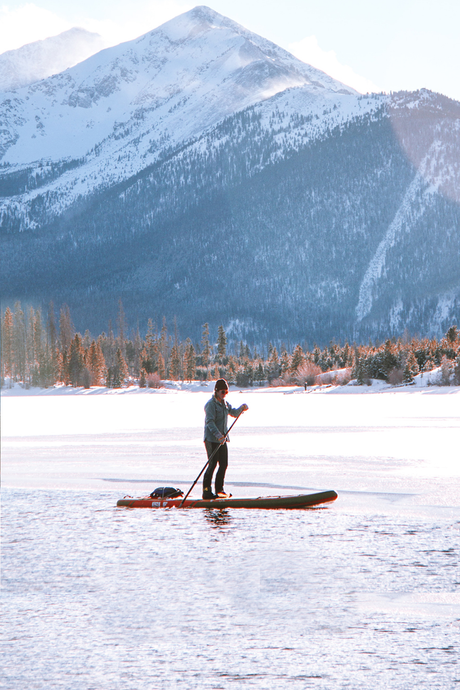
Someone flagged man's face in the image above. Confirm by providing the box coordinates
[215,388,228,402]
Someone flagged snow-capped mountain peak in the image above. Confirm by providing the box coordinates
[0,5,356,166]
[0,28,105,93]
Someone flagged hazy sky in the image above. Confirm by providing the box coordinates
[1,0,459,100]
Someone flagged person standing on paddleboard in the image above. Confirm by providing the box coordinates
[203,379,248,500]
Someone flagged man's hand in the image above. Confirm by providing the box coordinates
[241,404,249,412]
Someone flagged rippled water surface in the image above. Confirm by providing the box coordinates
[2,390,459,688]
[3,489,459,689]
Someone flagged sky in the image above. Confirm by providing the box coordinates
[1,0,460,101]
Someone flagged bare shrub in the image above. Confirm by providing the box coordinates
[269,376,294,387]
[146,372,163,388]
[321,369,352,386]
[337,368,352,385]
[388,368,404,385]
[295,362,322,387]
[440,356,453,386]
[269,377,284,387]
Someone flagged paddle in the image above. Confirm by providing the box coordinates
[178,410,243,508]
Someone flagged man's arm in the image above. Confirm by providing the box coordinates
[227,402,249,418]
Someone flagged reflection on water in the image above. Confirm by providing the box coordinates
[203,508,232,528]
[2,488,459,690]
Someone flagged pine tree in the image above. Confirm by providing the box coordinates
[145,319,157,369]
[59,305,74,352]
[159,318,168,367]
[132,324,143,375]
[353,353,366,385]
[103,321,116,370]
[226,355,237,384]
[169,342,181,380]
[47,302,57,350]
[453,356,460,386]
[38,339,55,388]
[2,307,14,381]
[110,348,128,388]
[381,339,398,380]
[280,351,290,375]
[183,339,196,381]
[254,360,265,384]
[266,346,280,382]
[312,346,321,364]
[33,308,45,372]
[290,344,304,373]
[157,352,166,380]
[68,334,85,386]
[26,306,36,386]
[140,346,153,373]
[45,303,60,386]
[217,325,227,362]
[117,299,126,355]
[403,350,419,383]
[201,322,211,372]
[243,360,253,386]
[87,340,106,385]
[82,330,92,350]
[54,347,63,384]
[445,325,458,344]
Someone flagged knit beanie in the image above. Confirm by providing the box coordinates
[214,378,229,392]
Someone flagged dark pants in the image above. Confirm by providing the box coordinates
[203,441,228,494]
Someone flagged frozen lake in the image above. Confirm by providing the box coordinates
[2,386,460,688]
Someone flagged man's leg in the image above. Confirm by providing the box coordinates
[203,441,219,497]
[214,444,228,495]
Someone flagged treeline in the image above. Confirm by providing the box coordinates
[1,301,460,389]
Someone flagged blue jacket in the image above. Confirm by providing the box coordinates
[204,395,245,443]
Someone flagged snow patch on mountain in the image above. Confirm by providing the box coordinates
[0,28,105,92]
[355,143,443,322]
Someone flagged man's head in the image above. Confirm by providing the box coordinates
[214,378,229,401]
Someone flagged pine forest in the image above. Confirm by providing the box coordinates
[2,301,460,390]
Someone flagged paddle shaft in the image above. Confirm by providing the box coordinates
[179,411,243,507]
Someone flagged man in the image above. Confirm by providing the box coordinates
[203,378,248,499]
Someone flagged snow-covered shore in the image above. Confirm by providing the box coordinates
[2,364,459,397]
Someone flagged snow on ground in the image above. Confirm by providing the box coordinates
[2,379,459,517]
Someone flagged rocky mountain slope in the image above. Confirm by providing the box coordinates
[1,6,459,345]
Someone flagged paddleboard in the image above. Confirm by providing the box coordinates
[117,490,338,509]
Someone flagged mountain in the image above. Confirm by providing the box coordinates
[0,28,105,92]
[0,6,354,168]
[1,6,459,346]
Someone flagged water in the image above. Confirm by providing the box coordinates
[2,488,459,689]
[2,389,460,688]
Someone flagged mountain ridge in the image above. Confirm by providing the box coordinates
[0,7,459,345]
